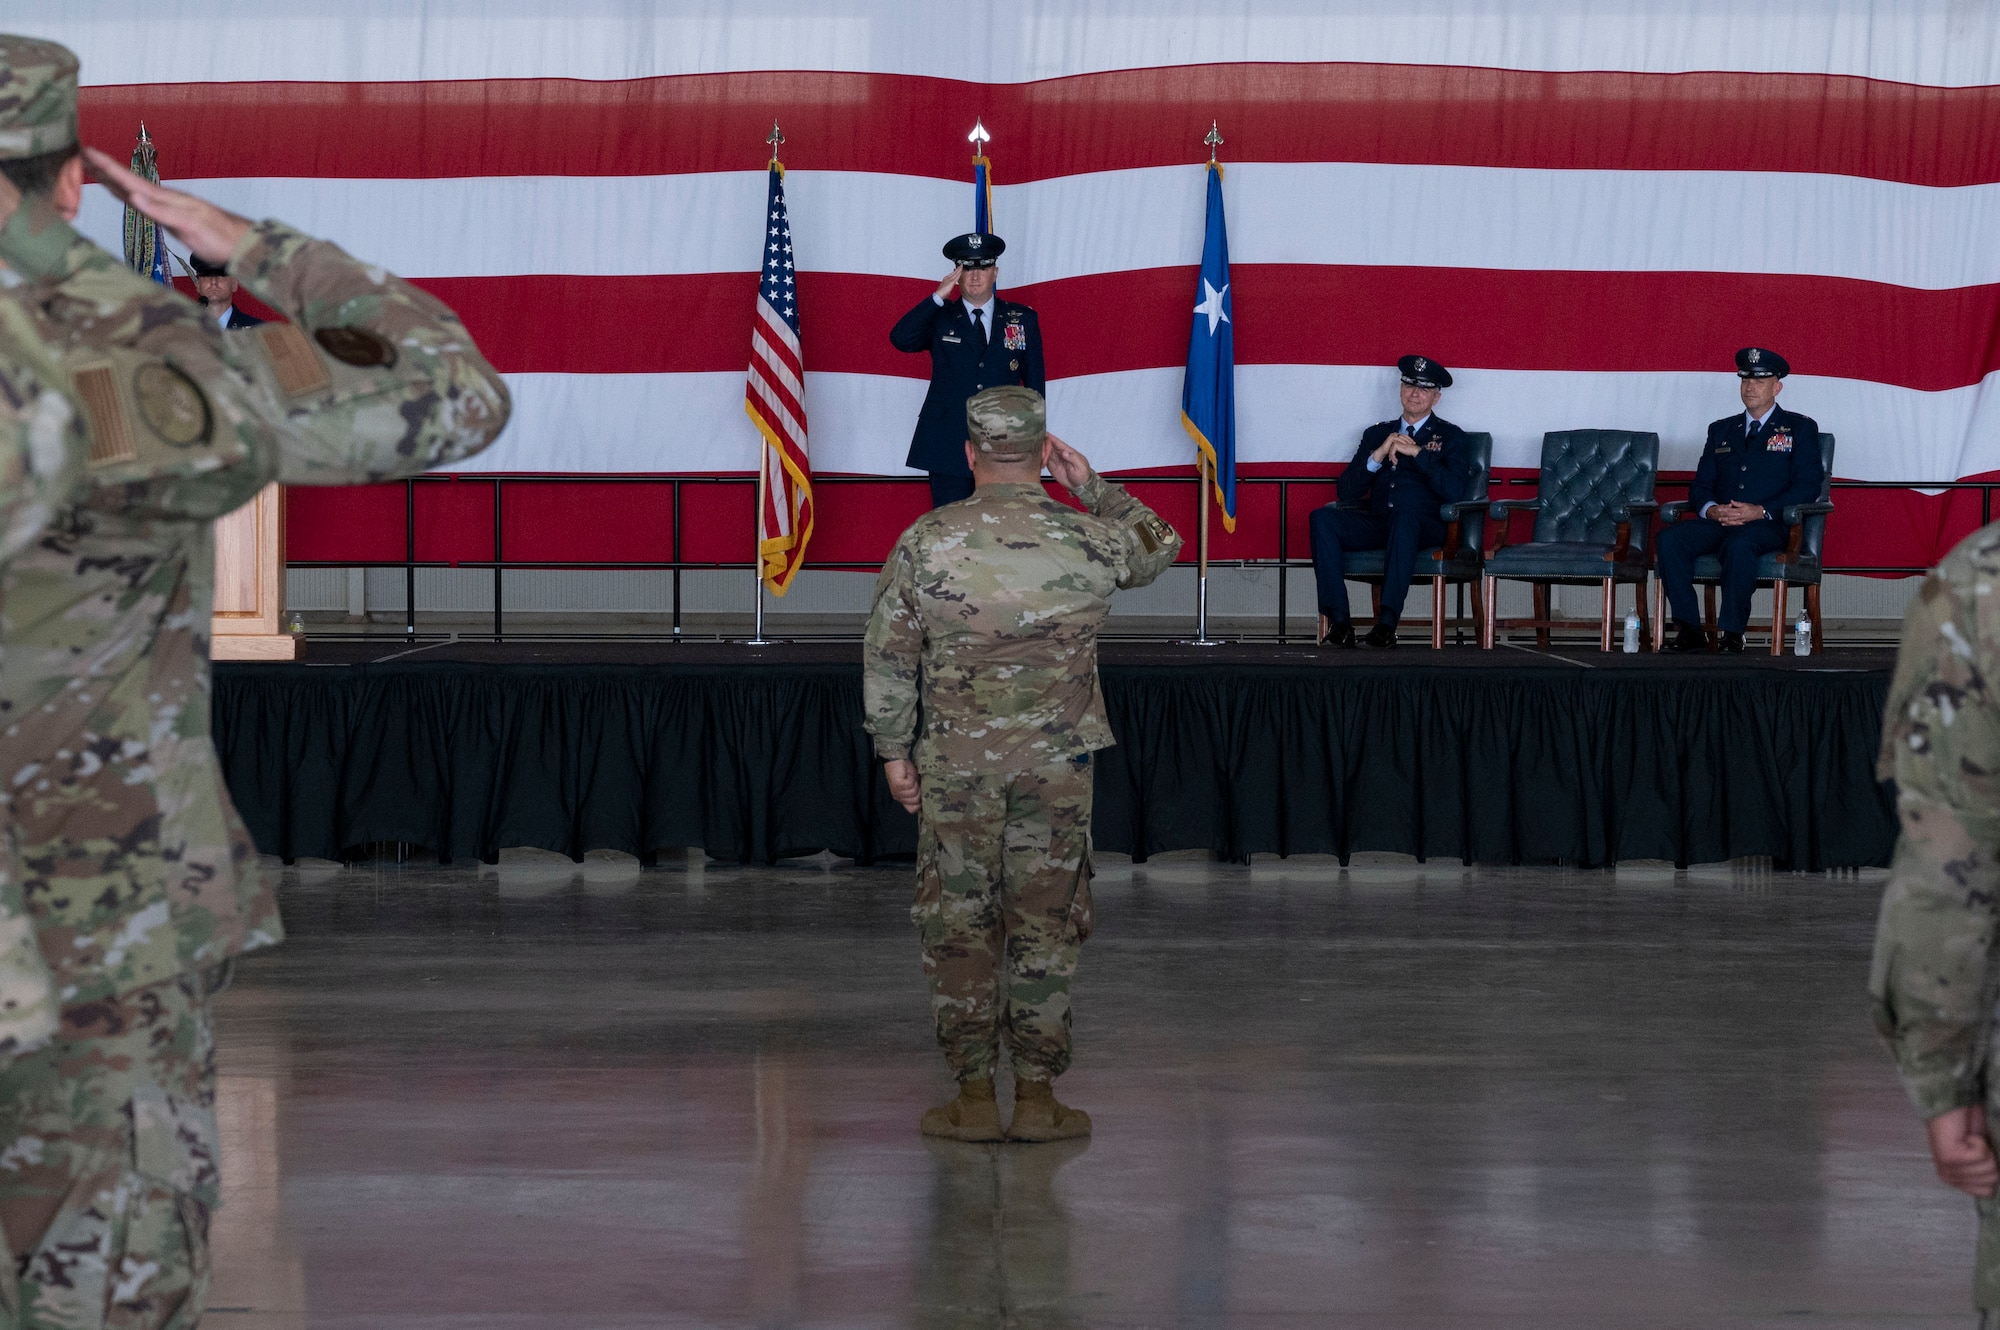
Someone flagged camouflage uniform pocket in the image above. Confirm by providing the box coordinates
[129,1082,220,1213]
[911,850,945,934]
[1067,845,1095,945]
[112,1082,220,1325]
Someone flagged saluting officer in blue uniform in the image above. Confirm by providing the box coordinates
[890,231,1046,508]
[1658,347,1825,654]
[1310,355,1473,649]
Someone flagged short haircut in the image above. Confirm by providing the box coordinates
[0,144,79,198]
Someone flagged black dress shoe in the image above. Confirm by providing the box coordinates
[1361,623,1399,649]
[1321,622,1358,649]
[1662,623,1708,654]
[1717,631,1745,654]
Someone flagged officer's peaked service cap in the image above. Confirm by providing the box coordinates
[1398,354,1451,390]
[967,385,1044,460]
[189,253,230,278]
[0,35,79,161]
[944,232,1005,268]
[1736,347,1790,379]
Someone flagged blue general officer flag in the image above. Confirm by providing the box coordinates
[1182,161,1235,531]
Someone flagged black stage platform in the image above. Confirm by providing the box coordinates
[212,638,1898,870]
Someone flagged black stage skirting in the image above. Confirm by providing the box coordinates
[212,639,1898,870]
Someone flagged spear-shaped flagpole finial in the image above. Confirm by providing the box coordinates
[137,120,153,147]
[767,120,785,167]
[1205,120,1223,165]
[969,118,991,158]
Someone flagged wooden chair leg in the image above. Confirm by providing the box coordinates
[1651,578,1664,652]
[1533,583,1551,648]
[1702,585,1717,646]
[1807,583,1824,654]
[1769,580,1788,657]
[1431,577,1446,650]
[1481,575,1497,648]
[1599,577,1615,652]
[1472,578,1486,649]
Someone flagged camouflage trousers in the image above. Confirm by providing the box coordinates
[914,755,1095,1083]
[0,970,222,1330]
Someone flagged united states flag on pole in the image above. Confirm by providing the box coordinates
[745,157,813,595]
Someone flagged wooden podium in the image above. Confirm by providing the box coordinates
[210,483,300,661]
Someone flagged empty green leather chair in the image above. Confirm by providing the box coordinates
[1481,430,1660,650]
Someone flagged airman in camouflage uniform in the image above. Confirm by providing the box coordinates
[0,295,88,1067]
[0,35,511,1327]
[864,385,1181,1143]
[1872,520,2000,1327]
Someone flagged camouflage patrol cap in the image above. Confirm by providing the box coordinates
[966,384,1045,460]
[0,36,79,161]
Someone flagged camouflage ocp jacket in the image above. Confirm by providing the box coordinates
[1872,521,2000,1117]
[0,205,511,1006]
[863,474,1182,778]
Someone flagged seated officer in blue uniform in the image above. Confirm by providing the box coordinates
[1657,346,1824,654]
[1310,355,1472,649]
[890,231,1046,507]
[190,252,264,330]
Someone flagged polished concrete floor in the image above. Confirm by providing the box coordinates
[203,852,1970,1329]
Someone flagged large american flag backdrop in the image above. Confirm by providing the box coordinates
[24,0,2000,574]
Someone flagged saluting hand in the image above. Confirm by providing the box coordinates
[1043,433,1094,492]
[935,264,964,301]
[83,146,251,265]
[1927,1105,2000,1198]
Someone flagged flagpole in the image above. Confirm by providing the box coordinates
[1180,119,1228,648]
[746,458,770,645]
[739,120,789,648]
[1196,452,1213,643]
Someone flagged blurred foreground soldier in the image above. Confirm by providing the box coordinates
[0,297,90,1067]
[1657,347,1823,654]
[1871,522,2000,1326]
[188,251,262,329]
[1309,355,1470,648]
[864,386,1179,1142]
[890,231,1045,508]
[0,33,511,1327]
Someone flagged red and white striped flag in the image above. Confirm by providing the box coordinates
[745,157,812,595]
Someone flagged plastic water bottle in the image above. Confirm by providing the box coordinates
[1622,612,1640,653]
[288,611,305,639]
[1793,614,1811,656]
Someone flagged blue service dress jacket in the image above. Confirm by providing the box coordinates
[1334,415,1472,515]
[1686,404,1823,523]
[889,293,1046,476]
[219,305,265,330]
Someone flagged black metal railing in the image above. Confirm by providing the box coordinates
[287,473,1997,642]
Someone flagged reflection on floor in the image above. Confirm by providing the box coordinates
[204,852,1965,1329]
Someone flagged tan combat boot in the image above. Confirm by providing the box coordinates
[1007,1077,1092,1142]
[920,1076,1005,1142]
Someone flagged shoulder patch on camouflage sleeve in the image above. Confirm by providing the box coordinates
[1133,512,1173,554]
[258,323,333,397]
[314,326,398,369]
[132,362,211,447]
[70,362,136,467]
